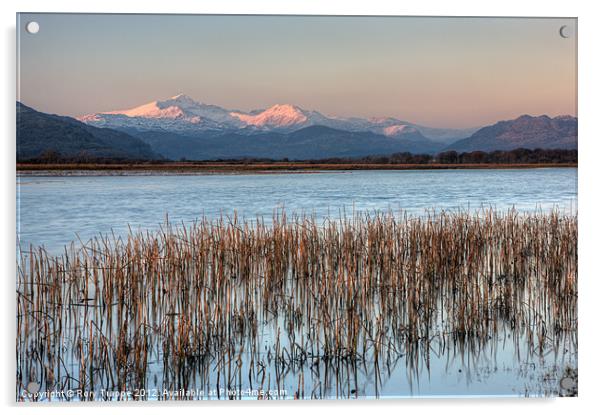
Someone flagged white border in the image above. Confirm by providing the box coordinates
[2,1,600,415]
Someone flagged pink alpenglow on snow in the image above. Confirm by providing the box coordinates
[76,93,479,140]
[382,125,418,137]
[103,94,203,119]
[230,104,309,128]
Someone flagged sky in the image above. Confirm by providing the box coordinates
[17,14,576,128]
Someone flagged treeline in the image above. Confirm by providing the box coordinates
[432,148,577,164]
[19,148,577,165]
[18,150,161,164]
[250,148,577,165]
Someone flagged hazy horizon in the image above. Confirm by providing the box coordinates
[17,14,576,129]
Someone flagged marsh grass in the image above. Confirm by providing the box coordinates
[16,208,577,400]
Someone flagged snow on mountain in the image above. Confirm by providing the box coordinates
[78,94,244,133]
[104,97,186,119]
[381,124,418,137]
[78,94,444,139]
[103,94,238,123]
[230,104,309,129]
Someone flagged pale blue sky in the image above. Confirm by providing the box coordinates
[17,14,576,128]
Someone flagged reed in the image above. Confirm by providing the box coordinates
[16,208,577,400]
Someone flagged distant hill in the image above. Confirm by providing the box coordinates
[445,115,577,152]
[17,102,161,161]
[135,125,443,160]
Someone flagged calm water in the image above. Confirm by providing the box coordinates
[17,168,577,254]
[16,168,578,399]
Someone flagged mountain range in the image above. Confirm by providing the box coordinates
[17,95,577,161]
[78,94,478,143]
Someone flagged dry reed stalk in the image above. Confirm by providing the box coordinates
[16,208,577,400]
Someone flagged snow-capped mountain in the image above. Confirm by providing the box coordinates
[78,94,244,132]
[78,94,467,140]
[230,104,310,129]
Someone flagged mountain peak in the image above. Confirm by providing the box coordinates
[230,103,309,128]
[164,93,199,105]
[98,94,204,120]
[267,103,303,112]
[101,99,186,119]
[512,114,556,124]
[554,115,577,121]
[77,93,242,130]
[446,113,577,152]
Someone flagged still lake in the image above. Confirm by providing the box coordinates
[17,168,577,254]
[16,167,578,398]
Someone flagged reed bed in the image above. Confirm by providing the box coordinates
[16,208,577,400]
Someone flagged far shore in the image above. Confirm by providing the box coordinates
[17,162,578,175]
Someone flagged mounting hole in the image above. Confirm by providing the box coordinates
[559,25,572,39]
[26,21,40,34]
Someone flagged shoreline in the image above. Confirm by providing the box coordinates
[17,162,578,175]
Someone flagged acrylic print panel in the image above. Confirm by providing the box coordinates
[16,14,577,401]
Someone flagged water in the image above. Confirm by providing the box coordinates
[17,168,577,254]
[15,168,578,399]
